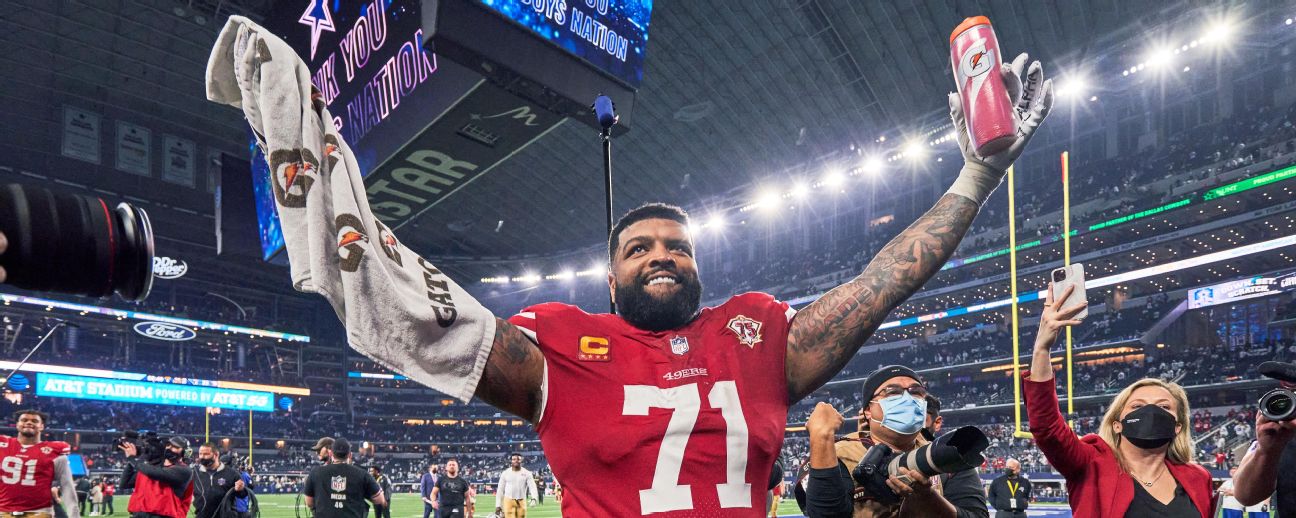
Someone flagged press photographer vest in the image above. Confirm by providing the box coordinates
[832,431,947,518]
[127,470,194,518]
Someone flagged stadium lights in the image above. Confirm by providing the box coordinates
[862,156,884,175]
[1145,46,1174,69]
[708,213,726,230]
[756,190,781,210]
[1055,77,1088,98]
[1201,20,1235,45]
[822,170,845,188]
[790,183,810,199]
[904,139,927,160]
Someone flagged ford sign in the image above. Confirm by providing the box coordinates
[153,257,188,279]
[133,321,197,341]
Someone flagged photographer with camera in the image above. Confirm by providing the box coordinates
[118,435,194,518]
[1231,361,1296,516]
[796,366,989,518]
[191,444,247,518]
[1026,285,1213,517]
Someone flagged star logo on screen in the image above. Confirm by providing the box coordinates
[298,0,336,61]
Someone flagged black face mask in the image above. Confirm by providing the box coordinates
[163,449,183,462]
[1120,405,1178,449]
[199,457,215,467]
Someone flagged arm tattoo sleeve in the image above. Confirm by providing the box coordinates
[786,194,980,401]
[474,318,545,422]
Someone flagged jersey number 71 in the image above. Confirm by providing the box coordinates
[622,381,751,514]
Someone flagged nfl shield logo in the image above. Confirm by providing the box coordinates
[670,336,689,355]
[330,475,347,492]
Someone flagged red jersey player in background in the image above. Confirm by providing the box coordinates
[213,24,1053,517]
[0,410,79,518]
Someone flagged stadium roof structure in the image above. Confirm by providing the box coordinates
[0,0,1279,283]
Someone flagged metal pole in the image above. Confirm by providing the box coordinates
[603,129,616,314]
[1,321,68,387]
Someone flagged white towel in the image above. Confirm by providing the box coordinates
[204,16,496,402]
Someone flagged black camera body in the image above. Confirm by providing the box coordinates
[0,183,154,301]
[116,430,167,465]
[1259,361,1296,422]
[851,426,990,505]
[1259,387,1295,421]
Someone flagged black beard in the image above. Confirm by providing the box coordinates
[615,270,702,331]
[17,429,36,438]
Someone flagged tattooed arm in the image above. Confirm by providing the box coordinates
[784,53,1054,402]
[785,194,979,400]
[474,319,545,422]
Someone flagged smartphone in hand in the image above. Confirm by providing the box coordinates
[1050,263,1089,321]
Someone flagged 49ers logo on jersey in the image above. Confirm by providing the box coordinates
[39,447,51,455]
[578,336,610,362]
[335,214,368,272]
[727,315,764,348]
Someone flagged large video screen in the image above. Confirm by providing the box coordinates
[36,373,276,412]
[475,0,652,87]
[249,137,285,261]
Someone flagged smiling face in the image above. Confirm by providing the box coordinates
[608,218,703,331]
[15,412,43,440]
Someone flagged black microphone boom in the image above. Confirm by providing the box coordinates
[593,95,618,314]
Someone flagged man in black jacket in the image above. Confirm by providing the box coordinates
[987,459,1030,518]
[191,443,248,518]
[798,366,989,518]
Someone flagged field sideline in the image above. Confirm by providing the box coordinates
[249,492,810,518]
[246,492,1078,518]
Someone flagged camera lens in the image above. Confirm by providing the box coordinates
[1259,388,1296,421]
[0,184,154,301]
[1053,270,1066,282]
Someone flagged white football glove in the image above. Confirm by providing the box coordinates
[946,52,1055,205]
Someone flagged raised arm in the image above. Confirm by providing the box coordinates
[1024,284,1091,479]
[787,53,1054,401]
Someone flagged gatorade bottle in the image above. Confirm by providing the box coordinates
[950,16,1017,157]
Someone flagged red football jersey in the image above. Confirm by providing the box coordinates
[0,436,70,511]
[509,292,794,517]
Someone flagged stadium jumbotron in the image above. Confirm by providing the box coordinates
[2,1,1296,517]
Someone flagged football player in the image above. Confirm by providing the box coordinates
[0,410,79,518]
[211,23,1054,517]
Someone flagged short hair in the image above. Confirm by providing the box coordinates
[925,394,942,417]
[445,457,459,465]
[607,203,690,265]
[199,442,219,451]
[13,409,48,425]
[509,453,522,459]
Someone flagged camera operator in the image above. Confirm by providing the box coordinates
[798,366,989,518]
[1232,361,1296,516]
[191,443,246,518]
[118,436,194,518]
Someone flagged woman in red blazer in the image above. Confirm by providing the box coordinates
[1024,286,1215,518]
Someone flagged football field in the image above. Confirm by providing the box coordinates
[249,493,1075,517]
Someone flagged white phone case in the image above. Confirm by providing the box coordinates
[1050,263,1089,321]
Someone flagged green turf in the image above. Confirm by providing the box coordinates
[249,492,811,517]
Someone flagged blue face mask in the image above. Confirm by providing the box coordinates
[870,393,928,435]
